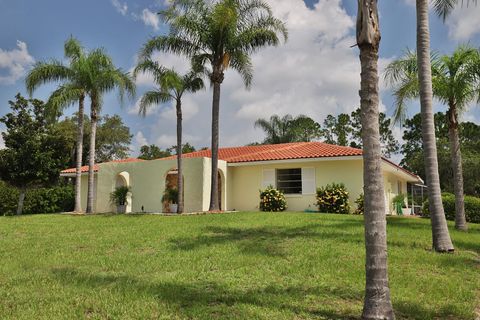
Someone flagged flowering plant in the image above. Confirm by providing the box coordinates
[316,183,350,214]
[259,186,287,212]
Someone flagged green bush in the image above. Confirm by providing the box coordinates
[422,193,480,224]
[0,182,74,216]
[316,183,350,214]
[259,186,287,212]
[354,193,364,215]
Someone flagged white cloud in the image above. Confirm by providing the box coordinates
[111,0,128,16]
[134,0,394,149]
[0,41,35,85]
[130,131,148,156]
[445,4,480,40]
[0,131,4,149]
[141,8,160,31]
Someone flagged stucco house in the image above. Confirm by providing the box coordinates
[60,142,422,214]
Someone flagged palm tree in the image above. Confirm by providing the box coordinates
[139,0,287,211]
[83,49,135,213]
[25,37,87,213]
[410,0,455,251]
[356,1,395,319]
[254,115,295,144]
[134,60,204,213]
[385,46,480,231]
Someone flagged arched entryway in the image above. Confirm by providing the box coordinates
[115,171,132,213]
[163,169,184,213]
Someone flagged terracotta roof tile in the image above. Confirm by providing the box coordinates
[60,158,145,174]
[163,142,363,163]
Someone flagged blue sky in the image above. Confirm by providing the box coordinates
[0,0,479,155]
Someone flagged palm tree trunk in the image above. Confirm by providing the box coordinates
[176,98,184,214]
[16,187,26,215]
[86,104,98,214]
[357,1,394,319]
[74,94,85,213]
[447,107,467,230]
[209,73,223,211]
[416,0,454,252]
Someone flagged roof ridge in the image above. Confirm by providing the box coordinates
[224,142,311,161]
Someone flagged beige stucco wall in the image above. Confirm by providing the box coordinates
[77,156,415,214]
[90,157,215,213]
[228,159,365,212]
[228,158,415,213]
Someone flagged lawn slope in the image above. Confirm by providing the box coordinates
[0,213,478,319]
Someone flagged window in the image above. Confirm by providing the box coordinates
[276,168,302,194]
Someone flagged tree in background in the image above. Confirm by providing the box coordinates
[140,0,287,211]
[385,46,480,230]
[25,37,88,213]
[356,0,394,318]
[134,61,204,214]
[138,145,172,160]
[168,142,196,155]
[138,143,197,161]
[349,108,400,158]
[402,112,480,197]
[57,114,132,166]
[0,94,70,215]
[314,109,399,158]
[254,114,321,144]
[321,114,352,146]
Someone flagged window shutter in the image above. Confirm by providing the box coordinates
[262,169,276,188]
[301,167,316,195]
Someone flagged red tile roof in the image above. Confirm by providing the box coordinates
[163,142,363,163]
[60,158,145,174]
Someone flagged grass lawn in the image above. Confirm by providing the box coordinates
[0,213,478,320]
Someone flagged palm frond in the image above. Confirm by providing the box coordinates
[433,0,478,21]
[138,90,172,117]
[25,60,74,96]
[64,37,84,62]
[139,36,200,61]
[229,50,253,88]
[46,84,84,121]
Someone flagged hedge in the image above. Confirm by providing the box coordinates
[316,183,350,214]
[0,181,74,216]
[422,193,480,224]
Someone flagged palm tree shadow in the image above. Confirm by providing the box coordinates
[168,224,327,257]
[51,267,362,319]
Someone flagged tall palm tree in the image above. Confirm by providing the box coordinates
[139,0,287,211]
[356,1,394,319]
[83,50,135,213]
[25,37,87,213]
[413,0,454,251]
[385,46,480,231]
[134,60,204,213]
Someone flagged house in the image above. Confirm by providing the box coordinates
[60,142,422,214]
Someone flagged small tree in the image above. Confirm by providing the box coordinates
[0,94,70,215]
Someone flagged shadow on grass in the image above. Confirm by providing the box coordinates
[51,267,362,319]
[168,224,327,257]
[50,267,471,320]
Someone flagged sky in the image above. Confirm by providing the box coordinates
[0,0,479,157]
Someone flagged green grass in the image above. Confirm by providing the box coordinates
[0,213,478,320]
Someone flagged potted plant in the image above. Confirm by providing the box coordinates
[392,193,407,215]
[110,186,131,214]
[162,187,179,213]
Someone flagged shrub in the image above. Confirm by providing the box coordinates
[162,187,179,204]
[422,193,480,224]
[316,183,350,214]
[0,182,74,216]
[354,193,364,215]
[259,186,287,212]
[110,186,131,206]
